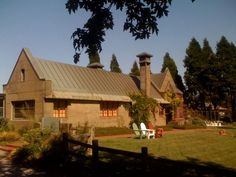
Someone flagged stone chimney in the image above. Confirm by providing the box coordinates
[136,52,152,97]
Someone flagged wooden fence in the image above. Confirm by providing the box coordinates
[62,133,149,170]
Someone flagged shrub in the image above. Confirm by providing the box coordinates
[167,118,206,130]
[0,118,9,132]
[39,134,67,168]
[12,144,41,164]
[23,128,52,145]
[0,131,20,142]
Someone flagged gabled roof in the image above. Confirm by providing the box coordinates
[17,48,177,103]
[151,68,182,94]
[22,48,141,102]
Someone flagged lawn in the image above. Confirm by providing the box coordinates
[98,128,236,170]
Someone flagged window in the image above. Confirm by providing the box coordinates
[53,100,67,118]
[20,69,25,82]
[100,102,118,117]
[12,100,35,119]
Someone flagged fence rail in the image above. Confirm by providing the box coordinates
[62,133,149,169]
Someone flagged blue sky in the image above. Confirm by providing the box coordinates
[0,0,236,92]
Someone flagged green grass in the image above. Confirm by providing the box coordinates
[99,128,236,170]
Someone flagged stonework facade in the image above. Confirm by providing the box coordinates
[2,48,183,129]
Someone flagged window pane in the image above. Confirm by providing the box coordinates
[100,102,118,117]
[13,100,35,119]
[53,100,67,118]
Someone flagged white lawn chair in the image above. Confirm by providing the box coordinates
[140,122,155,139]
[132,122,142,138]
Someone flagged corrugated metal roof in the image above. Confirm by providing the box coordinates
[23,48,140,101]
[24,48,172,103]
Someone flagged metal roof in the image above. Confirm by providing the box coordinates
[23,48,172,103]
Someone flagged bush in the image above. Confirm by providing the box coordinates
[0,131,20,142]
[39,134,67,168]
[12,144,41,164]
[0,118,9,132]
[167,118,206,130]
[23,128,52,145]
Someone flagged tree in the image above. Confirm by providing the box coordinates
[183,38,203,109]
[110,54,122,73]
[161,52,185,92]
[126,94,159,126]
[201,38,219,109]
[216,36,236,121]
[66,0,195,63]
[184,36,236,121]
[129,61,140,76]
[161,53,177,78]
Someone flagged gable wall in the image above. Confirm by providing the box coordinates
[3,51,51,128]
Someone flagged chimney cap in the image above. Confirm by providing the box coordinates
[87,62,104,69]
[136,52,153,58]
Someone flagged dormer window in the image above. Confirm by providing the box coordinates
[20,69,25,82]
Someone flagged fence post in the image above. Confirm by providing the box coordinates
[92,139,99,164]
[62,133,69,161]
[141,147,148,171]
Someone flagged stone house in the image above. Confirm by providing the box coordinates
[2,48,183,129]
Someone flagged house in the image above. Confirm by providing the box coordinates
[2,48,183,129]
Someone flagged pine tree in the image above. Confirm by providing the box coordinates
[216,36,236,121]
[129,61,140,76]
[183,38,202,108]
[161,52,185,92]
[161,52,177,78]
[110,54,122,73]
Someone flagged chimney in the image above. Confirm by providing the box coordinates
[87,62,104,69]
[136,52,152,97]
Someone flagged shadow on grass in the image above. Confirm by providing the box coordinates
[36,153,236,177]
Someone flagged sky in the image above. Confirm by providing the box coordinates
[0,0,236,92]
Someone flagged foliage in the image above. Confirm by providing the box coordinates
[184,38,203,108]
[129,60,140,76]
[66,0,195,62]
[184,36,236,121]
[161,52,185,92]
[0,131,20,142]
[39,134,67,168]
[161,53,178,79]
[165,91,181,109]
[110,54,122,73]
[0,118,9,132]
[216,36,236,121]
[11,130,63,167]
[12,144,41,164]
[167,117,206,130]
[126,94,159,126]
[22,128,52,145]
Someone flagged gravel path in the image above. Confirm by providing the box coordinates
[0,150,47,177]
